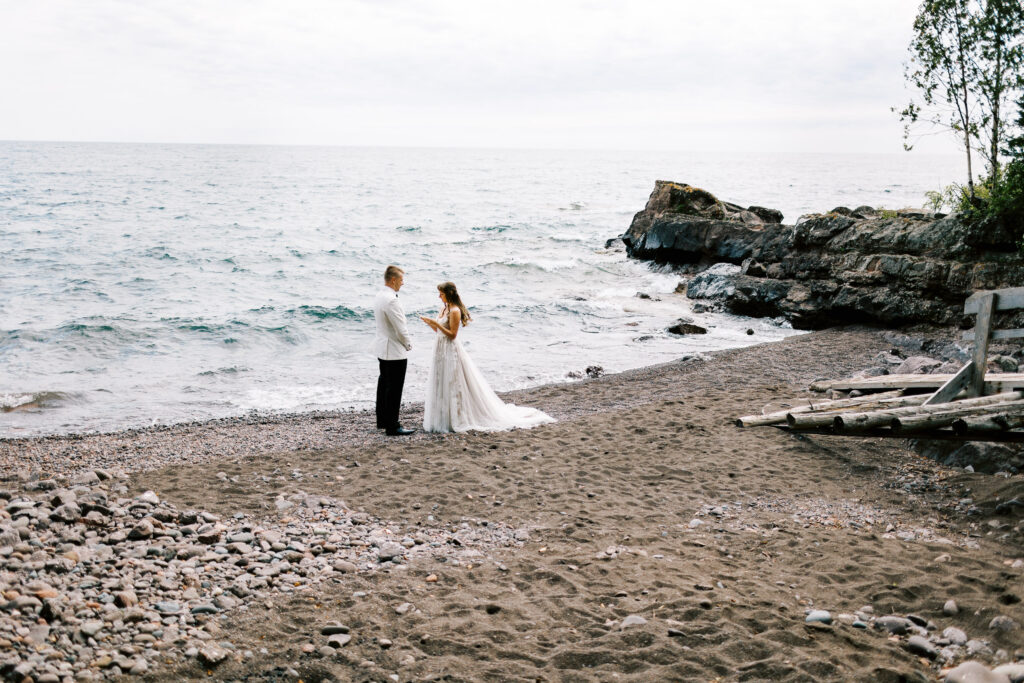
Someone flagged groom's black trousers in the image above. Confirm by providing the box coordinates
[376,358,407,430]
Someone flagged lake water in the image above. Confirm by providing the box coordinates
[0,142,964,436]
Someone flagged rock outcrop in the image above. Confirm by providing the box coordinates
[620,181,1024,329]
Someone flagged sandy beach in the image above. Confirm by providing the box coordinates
[1,327,1022,682]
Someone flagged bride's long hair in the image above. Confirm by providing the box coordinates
[438,282,471,326]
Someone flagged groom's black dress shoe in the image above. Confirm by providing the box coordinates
[385,426,415,436]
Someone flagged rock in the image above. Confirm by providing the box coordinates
[995,355,1019,372]
[378,542,405,562]
[944,599,959,616]
[875,616,914,635]
[992,664,1024,682]
[667,320,708,335]
[394,602,414,615]
[945,662,1011,683]
[50,503,82,523]
[80,620,104,637]
[944,627,968,645]
[327,633,351,648]
[585,365,604,378]
[136,490,160,505]
[805,610,832,624]
[990,615,1019,631]
[154,601,181,614]
[333,560,358,573]
[619,181,1024,329]
[686,263,742,300]
[620,615,647,629]
[894,356,943,375]
[128,520,153,540]
[199,646,228,665]
[906,635,938,659]
[321,622,350,635]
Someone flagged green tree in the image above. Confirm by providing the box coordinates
[973,0,1024,182]
[898,0,980,200]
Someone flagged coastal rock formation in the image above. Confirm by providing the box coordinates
[620,181,1024,329]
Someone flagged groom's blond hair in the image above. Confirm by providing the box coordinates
[384,265,404,282]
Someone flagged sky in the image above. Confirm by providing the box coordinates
[0,0,958,153]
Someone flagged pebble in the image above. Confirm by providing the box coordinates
[327,633,351,648]
[804,610,831,625]
[944,661,1011,683]
[394,602,414,615]
[990,616,1019,632]
[875,616,913,635]
[944,627,969,645]
[905,635,938,659]
[0,468,528,680]
[321,622,350,635]
[620,615,647,629]
[945,599,960,616]
[992,664,1024,682]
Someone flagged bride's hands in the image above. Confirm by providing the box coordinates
[420,315,437,329]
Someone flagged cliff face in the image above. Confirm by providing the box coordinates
[621,181,1024,329]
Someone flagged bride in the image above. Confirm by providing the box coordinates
[420,282,555,433]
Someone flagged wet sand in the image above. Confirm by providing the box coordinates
[2,327,1022,681]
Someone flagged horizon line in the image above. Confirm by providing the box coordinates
[0,137,964,158]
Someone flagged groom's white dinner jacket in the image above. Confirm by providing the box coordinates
[373,287,413,360]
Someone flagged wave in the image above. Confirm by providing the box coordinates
[0,391,77,413]
[287,305,370,320]
[197,366,250,377]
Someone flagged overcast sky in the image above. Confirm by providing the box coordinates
[0,1,956,153]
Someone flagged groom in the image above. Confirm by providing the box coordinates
[374,265,415,436]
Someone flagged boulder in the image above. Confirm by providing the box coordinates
[618,181,1024,329]
[686,263,741,300]
[667,321,708,336]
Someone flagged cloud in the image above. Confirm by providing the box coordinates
[0,0,954,152]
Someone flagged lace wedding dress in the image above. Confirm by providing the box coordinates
[423,313,555,433]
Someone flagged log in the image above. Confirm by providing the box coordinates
[892,401,1024,433]
[826,391,1024,433]
[951,412,1024,435]
[782,393,932,429]
[809,372,1024,393]
[735,390,905,427]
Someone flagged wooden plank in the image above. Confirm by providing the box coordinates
[892,401,1024,433]
[962,328,1024,341]
[814,372,1024,393]
[775,425,1024,443]
[970,293,995,397]
[964,287,1024,313]
[735,390,905,427]
[924,361,973,406]
[826,391,1024,433]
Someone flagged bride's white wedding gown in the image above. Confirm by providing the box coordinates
[423,313,555,433]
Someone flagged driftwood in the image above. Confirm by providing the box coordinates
[823,391,1024,433]
[740,289,1024,442]
[891,400,1024,433]
[810,373,1024,394]
[952,412,1024,435]
[735,390,905,428]
[782,393,932,429]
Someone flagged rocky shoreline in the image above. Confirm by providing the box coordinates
[617,180,1024,329]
